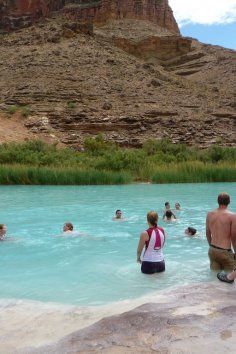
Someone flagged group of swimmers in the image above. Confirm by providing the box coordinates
[135,192,236,282]
[1,192,235,284]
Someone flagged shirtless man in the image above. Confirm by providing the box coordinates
[206,193,236,271]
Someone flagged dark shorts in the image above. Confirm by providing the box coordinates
[141,260,165,274]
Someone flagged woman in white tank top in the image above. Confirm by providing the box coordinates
[137,211,166,274]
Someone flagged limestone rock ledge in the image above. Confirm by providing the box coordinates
[20,282,236,354]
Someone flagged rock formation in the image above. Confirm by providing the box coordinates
[3,283,235,353]
[63,0,179,34]
[0,1,235,148]
[0,0,179,34]
[0,1,65,30]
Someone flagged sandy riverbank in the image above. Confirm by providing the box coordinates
[0,282,235,353]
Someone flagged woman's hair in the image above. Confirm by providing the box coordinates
[147,211,158,227]
[64,222,73,231]
[165,210,173,219]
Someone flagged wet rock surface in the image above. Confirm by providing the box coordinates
[17,282,236,354]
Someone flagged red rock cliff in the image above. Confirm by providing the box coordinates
[63,1,179,34]
[0,1,65,29]
[0,0,179,34]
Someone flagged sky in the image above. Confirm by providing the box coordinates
[169,0,236,49]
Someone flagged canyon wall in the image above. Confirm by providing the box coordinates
[0,1,65,30]
[0,0,179,34]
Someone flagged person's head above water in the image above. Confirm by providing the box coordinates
[147,211,158,227]
[165,202,170,210]
[185,227,197,236]
[217,192,230,207]
[165,210,174,220]
[175,202,181,210]
[115,210,122,219]
[63,222,74,232]
[0,224,7,239]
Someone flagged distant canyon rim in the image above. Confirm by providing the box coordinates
[0,0,235,148]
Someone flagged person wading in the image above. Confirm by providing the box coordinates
[206,192,236,271]
[137,211,166,274]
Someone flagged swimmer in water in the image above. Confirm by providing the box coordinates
[112,210,125,221]
[175,202,181,210]
[185,227,197,236]
[63,222,74,233]
[163,202,176,219]
[0,224,7,241]
[164,210,177,222]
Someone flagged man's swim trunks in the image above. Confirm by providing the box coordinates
[208,245,236,271]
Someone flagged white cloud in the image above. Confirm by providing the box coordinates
[169,0,236,26]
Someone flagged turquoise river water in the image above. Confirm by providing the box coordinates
[0,183,235,306]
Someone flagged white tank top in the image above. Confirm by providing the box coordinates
[142,227,165,262]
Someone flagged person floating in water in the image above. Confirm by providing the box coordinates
[0,224,7,241]
[217,268,236,284]
[175,202,181,210]
[164,210,177,222]
[206,192,236,271]
[137,211,166,274]
[185,227,197,236]
[63,222,74,233]
[112,210,125,221]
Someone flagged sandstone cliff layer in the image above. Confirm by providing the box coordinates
[0,0,179,33]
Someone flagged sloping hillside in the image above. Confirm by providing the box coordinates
[0,14,235,148]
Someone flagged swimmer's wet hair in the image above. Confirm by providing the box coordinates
[147,211,158,227]
[218,193,230,206]
[188,227,197,235]
[165,210,173,218]
[165,202,170,207]
[116,210,122,214]
[65,222,73,231]
[0,224,5,229]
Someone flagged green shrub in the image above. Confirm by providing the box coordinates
[67,101,76,109]
[7,105,18,115]
[20,105,31,117]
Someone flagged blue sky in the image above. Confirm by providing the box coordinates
[181,23,236,50]
[169,0,236,50]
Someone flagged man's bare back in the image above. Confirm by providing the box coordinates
[206,208,234,249]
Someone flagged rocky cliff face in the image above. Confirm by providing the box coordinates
[0,0,179,34]
[0,1,65,30]
[63,0,179,34]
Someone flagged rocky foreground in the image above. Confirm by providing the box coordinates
[0,282,235,353]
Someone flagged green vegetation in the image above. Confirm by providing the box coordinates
[0,136,235,184]
[7,105,18,115]
[20,105,31,117]
[6,105,31,117]
[67,101,76,109]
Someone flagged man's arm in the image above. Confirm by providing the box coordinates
[137,232,147,263]
[231,214,236,254]
[206,213,211,245]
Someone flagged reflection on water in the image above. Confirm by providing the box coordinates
[0,183,235,305]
